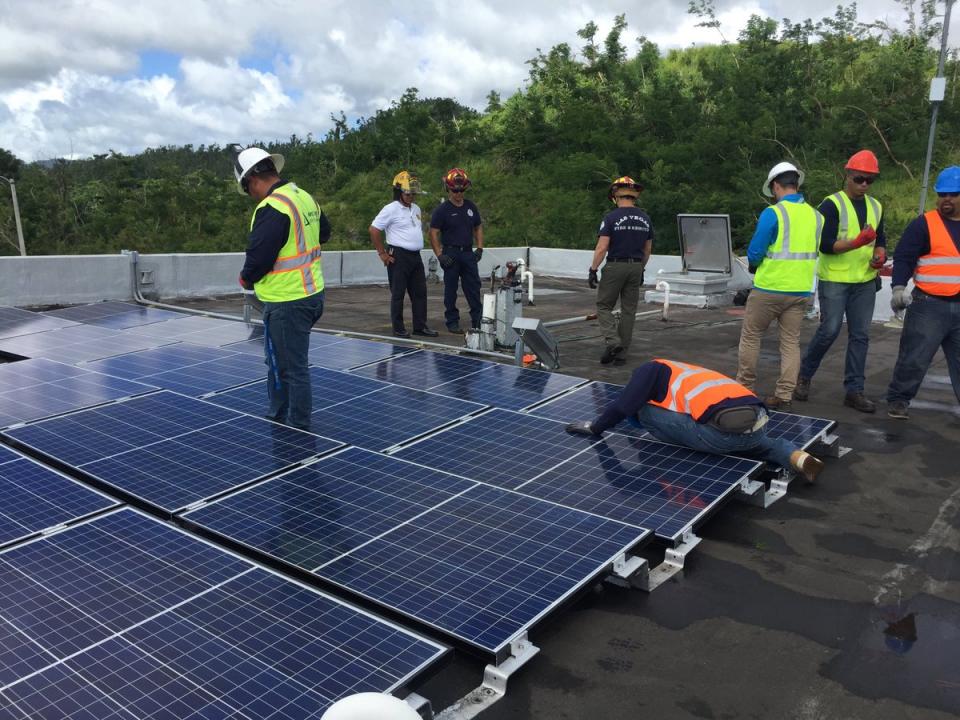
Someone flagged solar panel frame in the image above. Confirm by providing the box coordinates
[183,448,650,660]
[0,508,447,717]
[3,391,343,515]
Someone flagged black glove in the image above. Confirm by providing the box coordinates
[588,268,598,289]
[473,247,483,262]
[565,421,600,436]
[748,263,758,275]
[438,254,454,269]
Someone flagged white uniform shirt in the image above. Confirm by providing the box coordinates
[371,201,424,251]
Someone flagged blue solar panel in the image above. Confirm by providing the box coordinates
[0,447,18,465]
[185,449,649,657]
[0,323,178,363]
[0,455,119,548]
[519,433,761,542]
[0,509,446,716]
[308,385,487,451]
[307,337,415,371]
[4,391,342,514]
[430,364,586,411]
[350,350,495,389]
[0,307,79,340]
[0,359,156,429]
[225,330,346,357]
[86,345,267,397]
[393,409,601,489]
[531,382,837,464]
[206,366,391,417]
[184,447,477,570]
[44,301,185,329]
[128,316,265,346]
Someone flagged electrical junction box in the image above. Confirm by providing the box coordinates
[930,77,946,102]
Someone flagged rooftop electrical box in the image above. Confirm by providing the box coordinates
[676,214,733,274]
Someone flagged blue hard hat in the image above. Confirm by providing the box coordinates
[934,165,960,193]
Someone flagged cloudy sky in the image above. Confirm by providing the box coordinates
[1,0,956,162]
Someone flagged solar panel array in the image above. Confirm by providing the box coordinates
[184,447,649,657]
[0,509,446,717]
[0,302,840,708]
[4,391,342,514]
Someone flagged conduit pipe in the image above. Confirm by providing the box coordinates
[516,258,535,305]
[656,279,670,321]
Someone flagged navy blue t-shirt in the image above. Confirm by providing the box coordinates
[430,199,482,248]
[598,206,654,260]
[892,212,960,300]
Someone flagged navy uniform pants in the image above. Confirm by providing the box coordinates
[441,246,482,330]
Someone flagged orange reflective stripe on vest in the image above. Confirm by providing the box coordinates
[915,211,960,297]
[649,359,757,421]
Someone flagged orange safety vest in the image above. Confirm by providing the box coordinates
[914,210,960,297]
[649,359,757,421]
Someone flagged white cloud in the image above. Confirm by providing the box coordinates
[0,0,955,161]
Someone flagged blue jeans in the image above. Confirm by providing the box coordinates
[800,279,877,393]
[886,291,960,405]
[441,247,482,329]
[637,404,795,469]
[262,291,324,429]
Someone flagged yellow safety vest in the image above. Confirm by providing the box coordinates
[754,200,822,293]
[818,191,883,283]
[251,183,325,303]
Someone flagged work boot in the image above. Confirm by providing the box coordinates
[887,400,909,419]
[393,328,411,339]
[790,450,824,484]
[844,392,876,413]
[446,324,464,335]
[600,346,623,365]
[764,395,793,412]
[793,376,811,401]
[413,327,439,337]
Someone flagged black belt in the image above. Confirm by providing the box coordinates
[607,257,644,263]
[387,245,422,254]
[442,244,471,250]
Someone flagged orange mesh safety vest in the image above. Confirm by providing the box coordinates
[648,359,757,421]
[914,210,960,297]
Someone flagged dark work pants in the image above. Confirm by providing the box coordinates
[386,247,428,332]
[262,291,324,430]
[441,246,482,329]
[887,291,960,405]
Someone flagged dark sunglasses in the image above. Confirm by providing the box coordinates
[938,191,960,198]
[450,188,465,193]
[850,175,876,185]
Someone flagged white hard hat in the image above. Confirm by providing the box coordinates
[233,146,285,195]
[763,161,804,197]
[321,693,421,720]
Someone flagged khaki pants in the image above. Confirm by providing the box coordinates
[596,262,644,350]
[736,290,809,401]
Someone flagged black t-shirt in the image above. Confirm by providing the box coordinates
[430,199,482,248]
[598,206,653,259]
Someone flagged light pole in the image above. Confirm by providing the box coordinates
[918,0,956,213]
[0,175,25,257]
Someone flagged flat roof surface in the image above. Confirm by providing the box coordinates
[17,276,960,718]
[174,276,960,719]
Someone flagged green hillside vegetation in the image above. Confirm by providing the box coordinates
[0,1,957,257]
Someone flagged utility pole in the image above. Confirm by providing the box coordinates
[0,176,25,257]
[918,0,956,213]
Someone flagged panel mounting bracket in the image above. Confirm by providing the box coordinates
[737,474,789,508]
[436,634,539,720]
[813,432,848,458]
[613,533,701,592]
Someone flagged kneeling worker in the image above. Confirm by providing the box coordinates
[565,359,825,482]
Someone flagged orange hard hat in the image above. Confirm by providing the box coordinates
[845,150,879,175]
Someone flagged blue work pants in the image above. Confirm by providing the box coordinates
[886,291,960,405]
[441,247,482,330]
[637,404,795,469]
[262,291,324,430]
[800,278,876,393]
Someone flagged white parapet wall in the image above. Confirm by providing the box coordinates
[1,248,686,307]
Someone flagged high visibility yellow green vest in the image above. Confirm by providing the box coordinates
[250,183,325,303]
[754,200,822,293]
[818,191,883,283]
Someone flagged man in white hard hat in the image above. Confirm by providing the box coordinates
[736,162,822,410]
[369,171,438,338]
[233,144,329,430]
